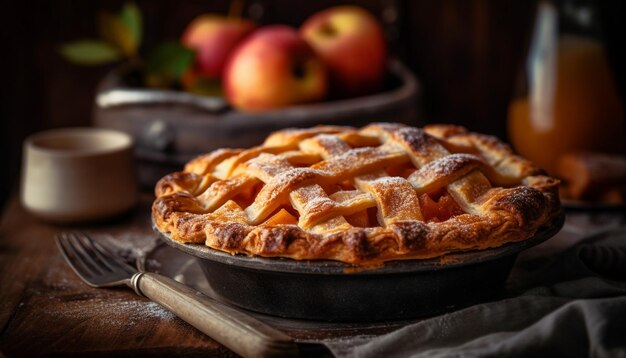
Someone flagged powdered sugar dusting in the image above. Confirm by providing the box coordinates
[356,176,422,223]
[432,154,480,174]
[310,134,351,156]
[409,153,482,187]
[376,177,417,207]
[48,297,176,328]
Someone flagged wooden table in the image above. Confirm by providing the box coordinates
[0,194,240,357]
[2,193,624,357]
[1,194,407,357]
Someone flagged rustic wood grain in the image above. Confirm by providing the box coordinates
[0,195,237,357]
[0,194,390,357]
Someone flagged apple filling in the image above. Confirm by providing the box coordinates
[231,182,264,209]
[385,162,416,178]
[418,188,464,222]
[343,207,379,228]
[263,207,299,226]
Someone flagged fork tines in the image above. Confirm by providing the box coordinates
[56,232,136,285]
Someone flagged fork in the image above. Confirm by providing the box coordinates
[56,232,298,358]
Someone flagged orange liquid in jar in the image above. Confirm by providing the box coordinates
[508,35,625,174]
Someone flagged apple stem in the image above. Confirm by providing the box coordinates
[228,0,244,19]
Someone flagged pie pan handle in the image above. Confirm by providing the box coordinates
[133,272,298,358]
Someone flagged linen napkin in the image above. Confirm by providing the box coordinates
[325,222,626,357]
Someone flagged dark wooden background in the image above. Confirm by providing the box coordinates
[1,0,624,209]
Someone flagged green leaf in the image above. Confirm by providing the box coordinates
[59,40,121,65]
[120,3,142,48]
[99,11,136,56]
[146,42,195,81]
[186,77,224,97]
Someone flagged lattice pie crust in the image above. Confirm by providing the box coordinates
[152,123,561,265]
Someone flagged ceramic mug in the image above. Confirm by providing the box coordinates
[20,127,138,223]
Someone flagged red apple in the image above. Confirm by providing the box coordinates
[224,25,327,112]
[181,15,255,79]
[300,6,387,97]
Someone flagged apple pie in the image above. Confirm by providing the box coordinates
[152,123,561,265]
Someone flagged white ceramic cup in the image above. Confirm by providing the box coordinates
[20,127,138,223]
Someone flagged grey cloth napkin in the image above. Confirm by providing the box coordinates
[325,227,626,358]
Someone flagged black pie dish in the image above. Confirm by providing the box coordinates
[153,212,565,322]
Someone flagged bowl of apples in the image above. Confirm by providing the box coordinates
[92,6,420,187]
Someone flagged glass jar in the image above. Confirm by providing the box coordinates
[507,0,625,174]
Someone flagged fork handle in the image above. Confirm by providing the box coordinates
[131,272,298,358]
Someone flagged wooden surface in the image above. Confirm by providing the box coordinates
[0,195,238,357]
[0,194,401,357]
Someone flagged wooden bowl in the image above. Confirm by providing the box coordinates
[93,59,420,186]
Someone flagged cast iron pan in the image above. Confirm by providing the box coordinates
[154,213,565,322]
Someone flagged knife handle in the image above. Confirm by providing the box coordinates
[131,272,298,358]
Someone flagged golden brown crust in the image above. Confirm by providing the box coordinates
[152,123,561,265]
